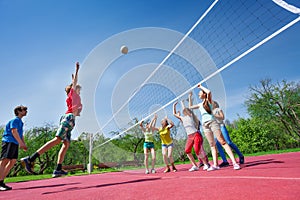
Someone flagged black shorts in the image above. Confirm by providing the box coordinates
[1,142,19,160]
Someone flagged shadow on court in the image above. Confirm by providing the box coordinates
[244,158,284,168]
[41,177,161,195]
[15,182,81,190]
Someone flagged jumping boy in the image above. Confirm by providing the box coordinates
[21,62,82,178]
[0,106,28,191]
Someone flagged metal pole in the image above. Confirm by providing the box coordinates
[88,133,93,174]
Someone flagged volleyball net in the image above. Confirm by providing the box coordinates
[78,0,300,167]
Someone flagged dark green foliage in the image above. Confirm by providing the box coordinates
[246,79,300,140]
[227,79,300,153]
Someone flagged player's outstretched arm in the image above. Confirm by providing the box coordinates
[166,117,174,129]
[151,114,159,131]
[189,92,200,109]
[72,62,80,89]
[149,113,157,129]
[173,102,181,120]
[139,121,146,132]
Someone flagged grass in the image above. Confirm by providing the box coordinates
[243,147,300,156]
[5,147,300,183]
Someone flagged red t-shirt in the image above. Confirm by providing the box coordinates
[66,88,82,114]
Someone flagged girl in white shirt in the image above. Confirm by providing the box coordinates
[173,102,210,171]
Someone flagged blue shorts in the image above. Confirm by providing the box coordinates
[161,143,174,148]
[144,142,154,149]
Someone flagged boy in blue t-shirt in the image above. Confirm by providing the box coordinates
[0,106,28,191]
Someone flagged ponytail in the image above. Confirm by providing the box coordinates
[202,91,212,114]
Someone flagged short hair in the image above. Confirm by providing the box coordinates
[65,84,73,95]
[65,84,81,95]
[14,105,27,116]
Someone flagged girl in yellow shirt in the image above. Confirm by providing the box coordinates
[153,115,177,173]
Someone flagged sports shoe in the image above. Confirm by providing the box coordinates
[172,166,177,172]
[207,165,220,172]
[145,169,149,174]
[20,157,35,174]
[164,167,170,173]
[233,163,241,170]
[239,156,245,164]
[189,165,199,172]
[219,161,229,168]
[0,183,12,191]
[203,164,210,171]
[52,169,68,178]
[151,169,156,174]
[198,163,204,168]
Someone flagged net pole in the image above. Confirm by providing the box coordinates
[88,133,93,174]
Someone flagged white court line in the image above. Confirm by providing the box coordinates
[119,171,300,181]
[179,175,300,181]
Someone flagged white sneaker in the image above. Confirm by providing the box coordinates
[145,169,149,174]
[207,165,220,171]
[189,165,199,172]
[151,169,156,174]
[233,163,240,170]
[203,164,210,171]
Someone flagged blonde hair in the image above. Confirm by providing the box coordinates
[213,101,219,109]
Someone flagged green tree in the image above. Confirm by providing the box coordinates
[112,118,144,162]
[246,79,300,141]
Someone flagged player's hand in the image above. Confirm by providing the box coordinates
[140,121,144,126]
[20,143,27,151]
[76,62,80,70]
[189,91,193,97]
[154,113,158,119]
[197,83,201,88]
[173,102,178,106]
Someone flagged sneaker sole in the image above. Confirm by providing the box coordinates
[52,174,67,178]
[20,159,36,175]
[207,167,220,172]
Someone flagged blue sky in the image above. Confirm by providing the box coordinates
[0,0,299,134]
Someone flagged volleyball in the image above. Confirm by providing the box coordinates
[120,45,128,54]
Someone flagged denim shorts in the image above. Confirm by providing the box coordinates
[161,143,174,148]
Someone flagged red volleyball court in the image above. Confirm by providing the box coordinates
[1,152,299,200]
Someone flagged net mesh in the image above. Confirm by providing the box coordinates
[86,0,299,167]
